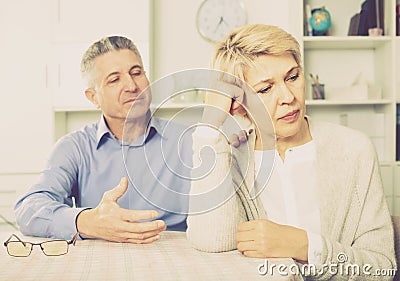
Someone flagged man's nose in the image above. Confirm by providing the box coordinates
[124,74,139,92]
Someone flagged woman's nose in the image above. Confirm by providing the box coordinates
[277,83,294,105]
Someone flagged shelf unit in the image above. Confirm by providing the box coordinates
[298,0,399,214]
[305,99,393,105]
[303,36,392,49]
[54,101,204,140]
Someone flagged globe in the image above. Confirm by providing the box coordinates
[310,7,332,35]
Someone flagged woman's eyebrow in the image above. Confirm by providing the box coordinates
[252,66,301,87]
[252,78,274,89]
[286,66,301,75]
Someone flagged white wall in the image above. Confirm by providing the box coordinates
[151,0,294,81]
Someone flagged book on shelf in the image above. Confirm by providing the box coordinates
[397,105,400,161]
[348,13,361,35]
[397,3,400,36]
[376,0,384,33]
[356,0,384,36]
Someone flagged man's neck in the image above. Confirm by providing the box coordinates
[104,113,150,143]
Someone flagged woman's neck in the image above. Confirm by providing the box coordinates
[276,118,312,160]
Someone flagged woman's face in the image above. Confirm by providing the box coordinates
[245,53,306,141]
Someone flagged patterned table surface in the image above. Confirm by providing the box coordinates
[0,231,303,281]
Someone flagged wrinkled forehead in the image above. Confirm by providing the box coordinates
[244,53,299,87]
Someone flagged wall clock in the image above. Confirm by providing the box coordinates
[196,0,247,43]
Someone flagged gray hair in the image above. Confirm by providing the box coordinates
[80,36,143,87]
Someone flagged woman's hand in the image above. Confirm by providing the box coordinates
[201,78,247,128]
[236,219,309,263]
[201,74,275,150]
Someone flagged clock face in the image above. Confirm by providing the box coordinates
[196,0,247,43]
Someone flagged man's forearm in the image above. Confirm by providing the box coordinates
[15,193,84,239]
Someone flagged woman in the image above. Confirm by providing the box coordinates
[186,24,396,280]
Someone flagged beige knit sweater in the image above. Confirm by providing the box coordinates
[187,119,396,280]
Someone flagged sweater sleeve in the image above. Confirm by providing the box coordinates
[186,132,247,252]
[308,138,397,281]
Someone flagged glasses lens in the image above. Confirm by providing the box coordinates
[7,241,32,257]
[41,241,68,256]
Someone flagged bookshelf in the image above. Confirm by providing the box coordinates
[303,36,391,49]
[297,0,399,214]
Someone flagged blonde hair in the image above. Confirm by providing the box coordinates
[213,24,301,81]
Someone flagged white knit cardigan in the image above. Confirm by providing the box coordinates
[187,119,396,280]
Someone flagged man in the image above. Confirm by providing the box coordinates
[15,36,191,243]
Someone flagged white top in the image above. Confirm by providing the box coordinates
[254,142,322,265]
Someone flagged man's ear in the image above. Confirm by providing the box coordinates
[85,88,100,108]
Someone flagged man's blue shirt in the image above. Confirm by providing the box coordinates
[14,115,192,239]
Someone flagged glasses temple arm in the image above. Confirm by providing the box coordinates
[4,234,27,247]
[68,233,79,246]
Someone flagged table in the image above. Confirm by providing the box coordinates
[0,231,303,281]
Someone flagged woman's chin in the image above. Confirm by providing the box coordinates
[275,124,302,141]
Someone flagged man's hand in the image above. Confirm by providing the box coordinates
[236,219,308,263]
[228,129,253,148]
[76,177,166,243]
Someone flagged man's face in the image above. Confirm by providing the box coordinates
[87,49,151,121]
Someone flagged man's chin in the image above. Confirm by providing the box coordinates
[126,107,150,120]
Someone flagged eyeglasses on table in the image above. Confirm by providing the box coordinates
[3,233,78,257]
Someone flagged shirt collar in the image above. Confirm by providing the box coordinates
[96,114,167,149]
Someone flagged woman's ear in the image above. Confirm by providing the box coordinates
[85,88,100,109]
